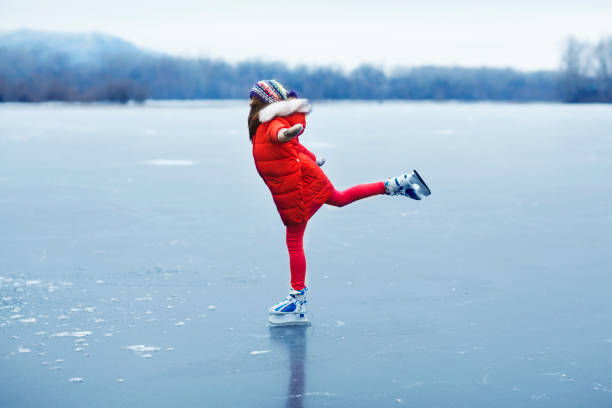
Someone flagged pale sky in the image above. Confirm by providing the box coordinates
[1,0,611,70]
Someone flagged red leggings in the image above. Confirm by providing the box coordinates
[286,182,386,290]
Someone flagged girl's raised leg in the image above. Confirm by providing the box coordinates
[325,182,386,207]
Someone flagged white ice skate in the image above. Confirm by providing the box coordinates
[385,170,431,200]
[268,287,311,326]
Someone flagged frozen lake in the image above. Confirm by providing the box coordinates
[1,101,611,407]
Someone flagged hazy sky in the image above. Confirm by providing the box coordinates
[1,0,611,70]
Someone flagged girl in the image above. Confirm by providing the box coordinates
[248,79,431,326]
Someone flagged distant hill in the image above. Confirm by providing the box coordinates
[0,29,146,66]
[0,29,565,103]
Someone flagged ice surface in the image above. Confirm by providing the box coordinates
[1,101,612,407]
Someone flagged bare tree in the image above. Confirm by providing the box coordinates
[595,38,612,99]
[560,37,586,101]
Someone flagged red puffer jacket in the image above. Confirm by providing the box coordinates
[252,108,333,225]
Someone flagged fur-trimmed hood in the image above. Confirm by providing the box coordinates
[258,98,312,123]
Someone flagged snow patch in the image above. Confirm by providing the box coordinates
[142,159,197,167]
[436,129,456,135]
[134,296,152,301]
[124,345,160,352]
[249,350,271,356]
[50,331,92,338]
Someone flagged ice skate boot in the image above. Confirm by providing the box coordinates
[268,287,311,326]
[385,170,431,200]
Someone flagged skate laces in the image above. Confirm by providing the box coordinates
[384,177,404,195]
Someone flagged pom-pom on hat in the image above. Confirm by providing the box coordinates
[250,79,299,104]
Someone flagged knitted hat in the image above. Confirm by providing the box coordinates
[250,79,299,104]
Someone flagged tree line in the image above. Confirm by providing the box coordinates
[0,36,610,103]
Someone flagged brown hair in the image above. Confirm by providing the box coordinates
[248,97,267,142]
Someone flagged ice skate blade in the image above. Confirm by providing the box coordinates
[268,313,311,327]
[411,170,431,196]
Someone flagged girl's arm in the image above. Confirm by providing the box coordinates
[266,118,303,144]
